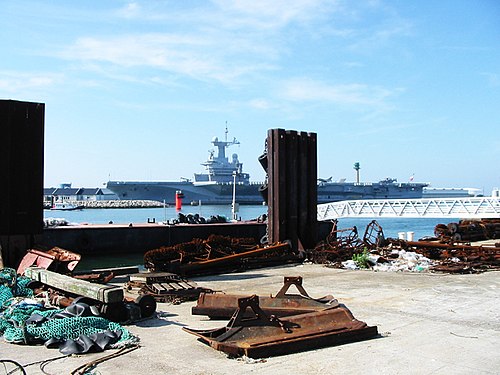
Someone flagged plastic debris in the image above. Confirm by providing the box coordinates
[341,250,435,272]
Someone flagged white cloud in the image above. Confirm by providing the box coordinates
[248,98,274,110]
[47,1,411,96]
[110,0,339,32]
[281,78,395,107]
[58,32,278,84]
[116,2,141,19]
[0,71,61,93]
[347,19,414,53]
[212,0,339,29]
[60,34,217,78]
[54,0,341,85]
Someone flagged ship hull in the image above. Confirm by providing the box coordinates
[106,181,264,205]
[107,180,427,205]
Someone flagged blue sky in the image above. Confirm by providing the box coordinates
[2,1,499,194]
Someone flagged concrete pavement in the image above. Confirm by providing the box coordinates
[1,264,499,374]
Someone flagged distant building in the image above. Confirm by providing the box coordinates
[43,184,118,205]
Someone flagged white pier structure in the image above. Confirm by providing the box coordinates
[317,196,500,221]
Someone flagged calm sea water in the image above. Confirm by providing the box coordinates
[44,205,458,241]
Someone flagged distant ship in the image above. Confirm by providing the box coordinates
[106,131,430,205]
[422,187,483,198]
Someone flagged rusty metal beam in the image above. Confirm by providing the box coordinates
[179,241,292,274]
[395,240,498,251]
[192,276,337,319]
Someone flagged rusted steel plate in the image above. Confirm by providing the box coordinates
[192,276,337,319]
[184,295,378,358]
[17,247,81,275]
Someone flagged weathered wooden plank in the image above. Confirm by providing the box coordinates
[168,282,185,290]
[24,267,124,303]
[177,281,193,289]
[152,283,168,294]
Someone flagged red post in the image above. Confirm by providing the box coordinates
[175,190,184,211]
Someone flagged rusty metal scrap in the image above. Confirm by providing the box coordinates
[309,220,385,265]
[389,239,500,273]
[144,234,258,266]
[144,235,296,276]
[434,219,500,242]
[312,220,360,255]
[192,276,337,319]
[17,247,81,275]
[184,294,378,358]
[362,220,386,248]
[72,271,115,284]
[310,219,499,273]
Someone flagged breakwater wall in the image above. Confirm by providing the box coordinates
[2,221,332,268]
[44,200,165,209]
[39,222,269,257]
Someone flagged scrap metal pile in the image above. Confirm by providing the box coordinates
[434,219,500,242]
[309,220,386,266]
[309,220,500,274]
[395,219,500,273]
[391,239,500,273]
[144,234,298,276]
[184,276,378,358]
[2,248,378,362]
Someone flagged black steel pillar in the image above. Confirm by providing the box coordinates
[265,129,317,251]
[0,100,45,267]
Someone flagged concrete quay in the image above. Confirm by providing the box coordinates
[1,264,499,374]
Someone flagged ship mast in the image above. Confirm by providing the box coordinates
[212,125,239,161]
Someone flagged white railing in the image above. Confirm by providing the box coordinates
[317,197,500,221]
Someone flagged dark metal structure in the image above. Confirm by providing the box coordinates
[263,129,317,251]
[0,100,45,235]
[0,100,45,267]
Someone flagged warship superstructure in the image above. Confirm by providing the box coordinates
[106,131,429,205]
